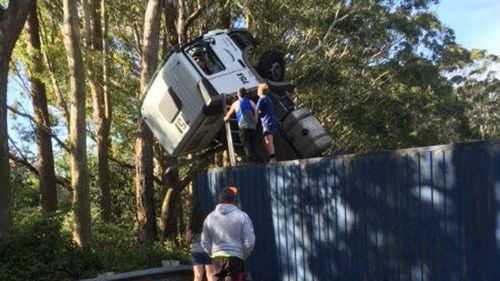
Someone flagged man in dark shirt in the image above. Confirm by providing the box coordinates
[256,83,278,162]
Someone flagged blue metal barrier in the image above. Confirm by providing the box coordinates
[195,141,500,281]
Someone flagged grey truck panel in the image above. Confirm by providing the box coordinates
[141,52,216,156]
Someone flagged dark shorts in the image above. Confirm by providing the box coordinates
[192,252,212,265]
[212,256,245,281]
[262,124,276,136]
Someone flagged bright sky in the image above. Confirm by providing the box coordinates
[436,0,500,56]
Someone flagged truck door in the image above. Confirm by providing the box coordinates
[185,34,259,95]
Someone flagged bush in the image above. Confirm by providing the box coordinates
[0,214,99,281]
[89,221,186,273]
[0,214,188,280]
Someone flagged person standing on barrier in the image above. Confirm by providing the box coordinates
[256,83,278,162]
[186,203,216,281]
[223,88,259,163]
[201,187,255,281]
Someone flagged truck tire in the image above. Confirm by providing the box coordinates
[257,50,285,82]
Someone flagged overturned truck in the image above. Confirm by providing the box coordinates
[141,29,332,162]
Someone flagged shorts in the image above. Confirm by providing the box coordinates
[212,256,245,281]
[192,252,212,265]
[262,124,276,136]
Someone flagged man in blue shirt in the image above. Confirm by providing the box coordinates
[224,88,258,162]
[256,83,277,162]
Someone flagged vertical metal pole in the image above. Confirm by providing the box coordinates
[223,94,237,167]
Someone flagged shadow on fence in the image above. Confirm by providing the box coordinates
[195,141,500,281]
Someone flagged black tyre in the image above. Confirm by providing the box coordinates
[256,50,285,82]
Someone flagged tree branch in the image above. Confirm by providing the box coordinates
[12,66,32,94]
[109,155,134,169]
[8,135,32,167]
[39,26,70,124]
[9,152,71,189]
[295,2,356,64]
[7,105,70,152]
[107,154,161,185]
[184,0,217,31]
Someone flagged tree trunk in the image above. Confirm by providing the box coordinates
[85,0,112,221]
[160,164,181,240]
[62,0,91,246]
[26,0,57,214]
[135,0,162,244]
[158,0,183,241]
[0,0,33,239]
[0,58,11,239]
[135,120,156,243]
[177,0,187,44]
[162,0,178,56]
[98,0,112,221]
[220,5,231,28]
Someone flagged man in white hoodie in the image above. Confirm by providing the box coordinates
[201,187,255,281]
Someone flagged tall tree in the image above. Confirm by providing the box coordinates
[0,0,33,239]
[158,0,178,240]
[26,0,57,214]
[84,0,112,221]
[135,0,161,243]
[452,49,500,140]
[62,0,91,246]
[161,0,177,56]
[243,0,465,152]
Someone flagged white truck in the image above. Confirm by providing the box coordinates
[141,29,331,161]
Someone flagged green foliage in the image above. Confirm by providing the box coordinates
[243,0,496,153]
[0,211,188,280]
[11,165,39,210]
[451,50,500,140]
[90,220,187,272]
[0,213,98,281]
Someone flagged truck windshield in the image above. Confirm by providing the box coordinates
[185,41,225,75]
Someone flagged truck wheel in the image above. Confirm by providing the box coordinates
[257,50,285,82]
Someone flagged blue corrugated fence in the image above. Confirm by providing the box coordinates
[194,141,500,281]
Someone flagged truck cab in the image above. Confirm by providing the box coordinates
[141,29,331,160]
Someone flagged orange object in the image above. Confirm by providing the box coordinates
[229,186,238,195]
